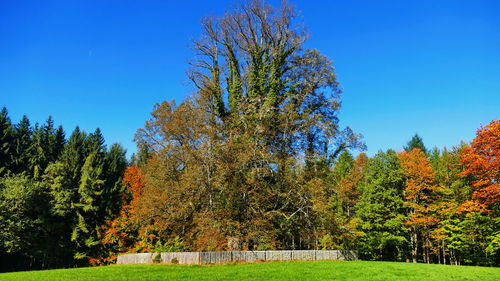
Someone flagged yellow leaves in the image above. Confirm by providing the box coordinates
[457,200,488,216]
[399,149,435,186]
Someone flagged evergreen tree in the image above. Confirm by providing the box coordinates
[60,127,87,188]
[72,150,106,260]
[356,150,407,261]
[0,110,128,270]
[43,127,89,264]
[0,107,14,176]
[69,129,126,261]
[12,115,33,175]
[404,134,427,154]
[52,125,66,161]
[86,128,106,155]
[29,118,54,178]
[43,117,56,162]
[103,143,127,218]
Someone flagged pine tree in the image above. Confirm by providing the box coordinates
[0,107,15,176]
[356,150,407,261]
[60,127,87,187]
[404,134,427,154]
[72,150,106,259]
[53,125,66,161]
[28,117,60,178]
[12,115,33,175]
[29,124,47,178]
[103,143,127,218]
[71,129,126,261]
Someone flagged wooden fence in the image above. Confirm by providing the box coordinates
[117,250,357,265]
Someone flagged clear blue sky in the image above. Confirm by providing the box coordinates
[1,0,498,157]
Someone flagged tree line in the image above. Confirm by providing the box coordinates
[0,107,127,271]
[1,0,498,272]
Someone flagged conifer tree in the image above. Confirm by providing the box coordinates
[404,134,427,154]
[0,107,14,176]
[73,150,106,259]
[356,150,407,261]
[103,143,127,218]
[52,125,66,161]
[29,117,60,178]
[12,115,32,175]
[60,127,87,188]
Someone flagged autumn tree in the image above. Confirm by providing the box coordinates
[316,152,367,250]
[336,153,368,218]
[458,119,500,265]
[460,119,500,213]
[134,0,365,252]
[399,148,451,263]
[95,166,146,265]
[428,145,469,264]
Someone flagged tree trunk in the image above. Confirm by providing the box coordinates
[442,241,446,265]
[411,230,418,263]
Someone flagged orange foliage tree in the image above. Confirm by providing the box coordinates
[399,149,445,263]
[459,119,500,213]
[337,153,368,218]
[92,166,145,265]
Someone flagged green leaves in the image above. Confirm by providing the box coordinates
[356,150,407,261]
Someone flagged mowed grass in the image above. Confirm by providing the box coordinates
[1,260,499,281]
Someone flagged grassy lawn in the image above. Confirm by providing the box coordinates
[1,260,499,281]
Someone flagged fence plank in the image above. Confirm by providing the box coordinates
[160,252,200,264]
[232,251,266,262]
[266,250,292,261]
[117,250,357,265]
[291,250,315,260]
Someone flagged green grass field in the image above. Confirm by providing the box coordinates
[1,260,499,281]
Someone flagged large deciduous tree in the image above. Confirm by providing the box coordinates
[134,0,365,251]
[399,148,447,263]
[459,119,500,213]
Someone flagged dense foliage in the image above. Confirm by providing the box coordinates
[1,0,498,273]
[0,108,127,272]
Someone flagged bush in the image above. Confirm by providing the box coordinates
[153,253,162,263]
